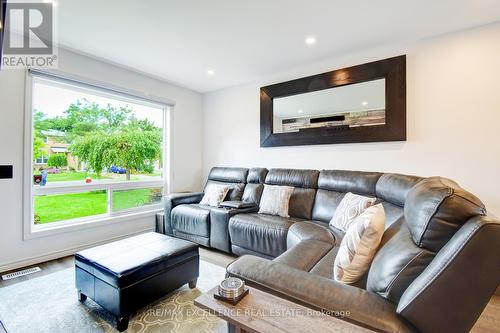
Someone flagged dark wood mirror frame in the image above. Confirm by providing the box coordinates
[0,0,6,66]
[260,55,406,147]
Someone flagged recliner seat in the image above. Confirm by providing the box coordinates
[171,204,211,246]
[164,167,264,252]
[229,213,304,258]
[229,168,321,257]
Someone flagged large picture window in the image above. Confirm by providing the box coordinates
[25,70,171,234]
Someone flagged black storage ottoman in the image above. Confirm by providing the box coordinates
[75,232,199,331]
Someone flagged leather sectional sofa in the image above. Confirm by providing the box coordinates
[162,167,500,333]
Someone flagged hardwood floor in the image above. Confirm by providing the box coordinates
[471,294,500,333]
[0,250,498,332]
[0,256,74,288]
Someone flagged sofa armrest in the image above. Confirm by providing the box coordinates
[163,192,204,235]
[220,200,257,209]
[209,206,259,253]
[227,255,415,333]
[167,192,205,205]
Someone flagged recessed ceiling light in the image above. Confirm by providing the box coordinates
[207,69,215,76]
[297,109,303,114]
[361,101,368,106]
[305,37,316,46]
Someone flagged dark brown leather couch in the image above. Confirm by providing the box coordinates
[163,167,500,333]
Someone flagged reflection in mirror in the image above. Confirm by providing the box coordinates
[273,79,386,134]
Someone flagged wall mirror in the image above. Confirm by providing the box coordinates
[260,56,406,147]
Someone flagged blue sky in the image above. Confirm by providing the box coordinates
[32,79,164,127]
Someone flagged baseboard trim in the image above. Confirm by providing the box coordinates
[0,228,155,273]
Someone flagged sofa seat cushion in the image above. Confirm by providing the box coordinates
[75,232,199,288]
[309,246,339,279]
[287,221,336,248]
[275,239,333,272]
[171,204,211,237]
[229,213,303,258]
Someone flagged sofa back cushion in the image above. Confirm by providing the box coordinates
[311,170,382,222]
[376,173,423,207]
[242,168,268,204]
[319,170,382,195]
[404,176,486,252]
[379,201,405,227]
[311,189,345,223]
[205,167,249,201]
[366,219,435,303]
[265,169,319,220]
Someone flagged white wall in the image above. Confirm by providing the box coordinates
[0,49,203,272]
[203,22,500,217]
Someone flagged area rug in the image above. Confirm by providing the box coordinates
[0,261,227,333]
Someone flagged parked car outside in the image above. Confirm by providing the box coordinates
[110,166,126,174]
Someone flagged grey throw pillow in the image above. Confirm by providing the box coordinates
[258,185,294,217]
[200,184,230,207]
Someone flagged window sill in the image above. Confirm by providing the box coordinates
[24,206,163,240]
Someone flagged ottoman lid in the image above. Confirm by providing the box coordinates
[75,232,199,288]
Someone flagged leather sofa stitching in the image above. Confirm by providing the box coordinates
[416,182,453,247]
[453,192,487,214]
[398,222,484,312]
[230,220,290,232]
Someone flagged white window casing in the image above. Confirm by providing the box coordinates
[24,69,174,239]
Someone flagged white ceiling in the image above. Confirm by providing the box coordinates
[55,0,500,93]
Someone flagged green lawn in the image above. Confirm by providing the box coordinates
[34,188,162,224]
[113,188,162,211]
[40,171,162,183]
[46,171,111,182]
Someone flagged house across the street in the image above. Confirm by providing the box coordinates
[34,130,78,169]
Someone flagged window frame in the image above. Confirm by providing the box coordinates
[23,69,175,240]
[35,155,48,164]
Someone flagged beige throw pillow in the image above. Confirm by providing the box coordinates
[333,204,386,284]
[258,185,294,218]
[330,192,376,232]
[200,184,230,207]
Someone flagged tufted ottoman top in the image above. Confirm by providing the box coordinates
[75,232,199,288]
